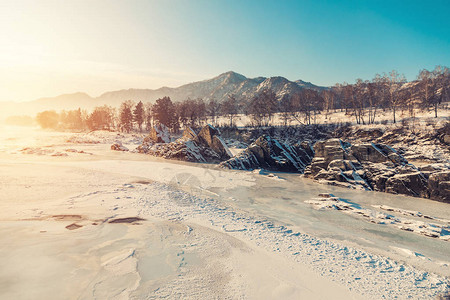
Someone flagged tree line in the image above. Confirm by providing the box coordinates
[36,65,449,131]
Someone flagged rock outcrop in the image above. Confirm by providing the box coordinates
[146,124,171,143]
[220,135,313,173]
[194,125,233,160]
[137,124,232,163]
[428,171,450,202]
[385,172,429,198]
[303,138,436,195]
[335,123,450,165]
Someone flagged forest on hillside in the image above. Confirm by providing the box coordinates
[34,66,449,132]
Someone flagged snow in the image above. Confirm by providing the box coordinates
[0,126,449,299]
[306,195,450,241]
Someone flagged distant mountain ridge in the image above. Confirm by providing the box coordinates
[0,71,327,118]
[97,71,326,106]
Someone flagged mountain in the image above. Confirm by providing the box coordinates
[96,71,326,106]
[0,71,327,119]
[32,92,94,110]
[0,92,94,120]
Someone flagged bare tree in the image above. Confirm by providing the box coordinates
[386,70,406,123]
[289,92,304,125]
[418,66,450,118]
[332,83,344,112]
[352,79,367,125]
[246,89,277,126]
[207,98,221,125]
[195,98,207,126]
[278,94,292,126]
[221,94,239,127]
[370,74,389,124]
[320,89,335,120]
[291,89,323,125]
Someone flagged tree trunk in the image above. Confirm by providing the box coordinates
[393,106,396,123]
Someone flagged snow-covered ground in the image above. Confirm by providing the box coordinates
[211,106,450,127]
[0,126,449,299]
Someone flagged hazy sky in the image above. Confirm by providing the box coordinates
[0,0,449,102]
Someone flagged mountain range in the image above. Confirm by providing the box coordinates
[0,71,326,119]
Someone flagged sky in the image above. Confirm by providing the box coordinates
[0,0,449,102]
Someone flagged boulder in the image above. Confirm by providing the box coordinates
[194,125,232,160]
[314,139,350,164]
[428,171,450,203]
[419,164,447,172]
[220,135,313,173]
[350,143,407,165]
[111,142,129,151]
[304,158,327,176]
[182,127,198,140]
[353,128,384,139]
[385,172,429,198]
[147,124,170,143]
[211,135,233,160]
[328,159,362,171]
[299,141,314,158]
[443,134,450,145]
[195,125,219,147]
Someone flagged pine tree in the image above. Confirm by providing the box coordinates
[152,96,176,129]
[119,100,134,133]
[133,101,145,132]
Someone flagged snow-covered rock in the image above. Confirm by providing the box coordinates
[303,138,435,196]
[220,135,313,173]
[306,194,450,241]
[146,124,171,143]
[111,142,129,151]
[137,124,232,163]
[194,125,233,160]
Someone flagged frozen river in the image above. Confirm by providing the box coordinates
[0,126,449,299]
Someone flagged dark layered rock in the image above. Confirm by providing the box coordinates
[385,172,429,198]
[350,143,407,165]
[305,139,350,176]
[194,125,233,160]
[428,171,450,203]
[137,124,232,163]
[354,128,384,139]
[313,138,351,163]
[437,122,450,145]
[220,135,313,173]
[304,137,450,201]
[304,138,416,191]
[304,138,351,176]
